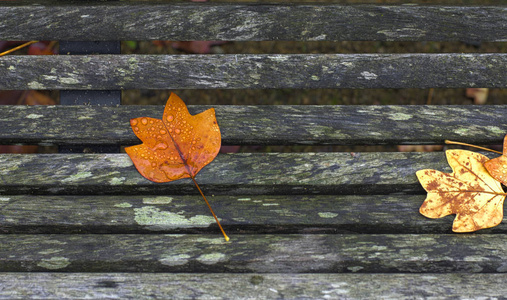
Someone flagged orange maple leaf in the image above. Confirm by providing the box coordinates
[126,93,220,182]
[417,150,506,232]
[125,93,228,240]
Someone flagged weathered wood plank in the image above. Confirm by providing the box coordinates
[2,273,507,299]
[0,152,458,195]
[4,194,495,234]
[2,3,506,41]
[1,105,507,146]
[2,54,506,90]
[0,234,506,272]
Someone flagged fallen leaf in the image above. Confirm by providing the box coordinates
[0,145,38,154]
[466,88,489,105]
[151,0,229,54]
[0,90,56,154]
[27,41,57,55]
[397,145,443,152]
[0,41,56,154]
[0,41,37,57]
[24,91,56,105]
[125,93,228,240]
[417,150,506,232]
[220,145,241,153]
[171,41,227,54]
[0,41,55,57]
[125,93,220,182]
[484,134,507,186]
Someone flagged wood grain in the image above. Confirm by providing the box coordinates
[0,152,458,195]
[3,194,492,234]
[2,273,507,299]
[2,3,506,41]
[1,1,506,297]
[2,54,506,90]
[1,234,506,272]
[1,105,506,146]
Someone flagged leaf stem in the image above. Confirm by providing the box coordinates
[0,41,38,57]
[190,176,230,242]
[445,140,502,155]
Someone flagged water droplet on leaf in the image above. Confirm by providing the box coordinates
[155,143,168,150]
[125,92,226,240]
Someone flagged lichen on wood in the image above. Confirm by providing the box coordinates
[2,194,489,234]
[1,54,506,90]
[0,152,457,195]
[1,273,507,299]
[2,3,506,41]
[0,234,505,272]
[1,105,506,146]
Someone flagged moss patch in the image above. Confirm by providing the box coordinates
[37,257,70,270]
[134,206,215,230]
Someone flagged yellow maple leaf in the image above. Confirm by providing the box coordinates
[484,134,507,186]
[417,150,506,232]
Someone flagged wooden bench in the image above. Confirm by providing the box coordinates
[1,1,507,298]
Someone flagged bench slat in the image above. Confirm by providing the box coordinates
[1,105,507,146]
[4,194,494,234]
[2,3,506,41]
[2,273,507,299]
[1,234,505,272]
[0,152,454,195]
[2,54,506,90]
